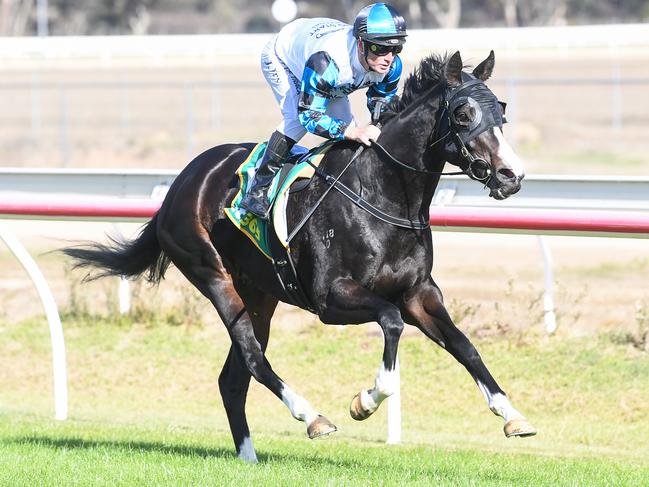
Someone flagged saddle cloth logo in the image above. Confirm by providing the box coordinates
[224,141,332,260]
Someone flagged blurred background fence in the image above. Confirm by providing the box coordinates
[2,24,649,174]
[3,75,649,167]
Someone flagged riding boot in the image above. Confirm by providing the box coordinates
[240,130,295,219]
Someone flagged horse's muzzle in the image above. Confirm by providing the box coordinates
[488,172,524,200]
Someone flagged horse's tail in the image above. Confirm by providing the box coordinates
[62,213,171,284]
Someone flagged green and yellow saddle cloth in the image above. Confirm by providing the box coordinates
[224,141,334,260]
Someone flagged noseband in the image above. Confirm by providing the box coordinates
[450,132,493,184]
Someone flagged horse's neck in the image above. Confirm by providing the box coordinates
[367,97,444,216]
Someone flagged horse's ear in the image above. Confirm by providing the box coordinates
[446,51,463,87]
[473,50,495,81]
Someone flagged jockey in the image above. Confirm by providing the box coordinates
[240,2,407,218]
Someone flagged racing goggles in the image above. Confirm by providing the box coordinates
[366,42,402,56]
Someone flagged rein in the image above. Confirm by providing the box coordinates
[371,140,463,177]
[286,140,368,243]
[372,136,492,184]
[286,102,431,241]
[369,91,493,184]
[285,77,498,240]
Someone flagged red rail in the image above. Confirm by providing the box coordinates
[0,197,160,219]
[428,206,649,236]
[1,196,649,237]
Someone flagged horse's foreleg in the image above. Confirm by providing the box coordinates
[325,278,404,421]
[349,356,401,422]
[402,278,537,437]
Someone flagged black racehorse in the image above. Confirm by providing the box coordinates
[64,51,536,463]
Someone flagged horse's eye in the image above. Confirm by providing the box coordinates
[454,110,470,125]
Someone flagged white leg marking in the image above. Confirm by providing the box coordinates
[281,385,319,425]
[237,436,258,463]
[495,128,525,178]
[361,363,399,413]
[477,380,524,422]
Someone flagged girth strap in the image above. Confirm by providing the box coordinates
[267,218,317,313]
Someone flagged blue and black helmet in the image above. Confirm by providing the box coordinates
[353,3,407,46]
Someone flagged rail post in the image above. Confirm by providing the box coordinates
[0,221,68,420]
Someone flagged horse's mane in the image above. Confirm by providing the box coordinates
[386,53,451,116]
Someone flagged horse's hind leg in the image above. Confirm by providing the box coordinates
[218,284,276,463]
[159,229,336,456]
[219,285,336,442]
[402,277,536,437]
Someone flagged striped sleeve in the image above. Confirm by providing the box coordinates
[366,55,402,114]
[298,51,349,140]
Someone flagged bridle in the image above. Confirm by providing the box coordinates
[370,76,504,185]
[371,134,492,184]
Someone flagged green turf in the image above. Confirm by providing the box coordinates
[1,315,648,485]
[2,415,649,486]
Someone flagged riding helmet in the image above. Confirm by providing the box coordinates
[353,3,407,46]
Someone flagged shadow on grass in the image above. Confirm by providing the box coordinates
[5,434,442,473]
[6,435,371,467]
[6,435,236,461]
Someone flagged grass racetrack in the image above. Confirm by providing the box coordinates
[2,308,649,485]
[2,417,648,486]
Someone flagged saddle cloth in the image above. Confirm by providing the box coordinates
[224,141,334,259]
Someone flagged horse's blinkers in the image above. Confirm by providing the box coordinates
[448,78,504,144]
[445,77,507,183]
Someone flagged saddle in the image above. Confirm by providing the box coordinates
[224,141,335,311]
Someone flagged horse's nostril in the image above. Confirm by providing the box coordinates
[498,168,516,181]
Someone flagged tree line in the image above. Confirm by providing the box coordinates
[1,0,648,36]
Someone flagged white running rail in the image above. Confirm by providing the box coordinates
[0,221,68,420]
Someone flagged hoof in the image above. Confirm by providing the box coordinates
[504,418,537,438]
[349,391,372,421]
[307,415,337,439]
